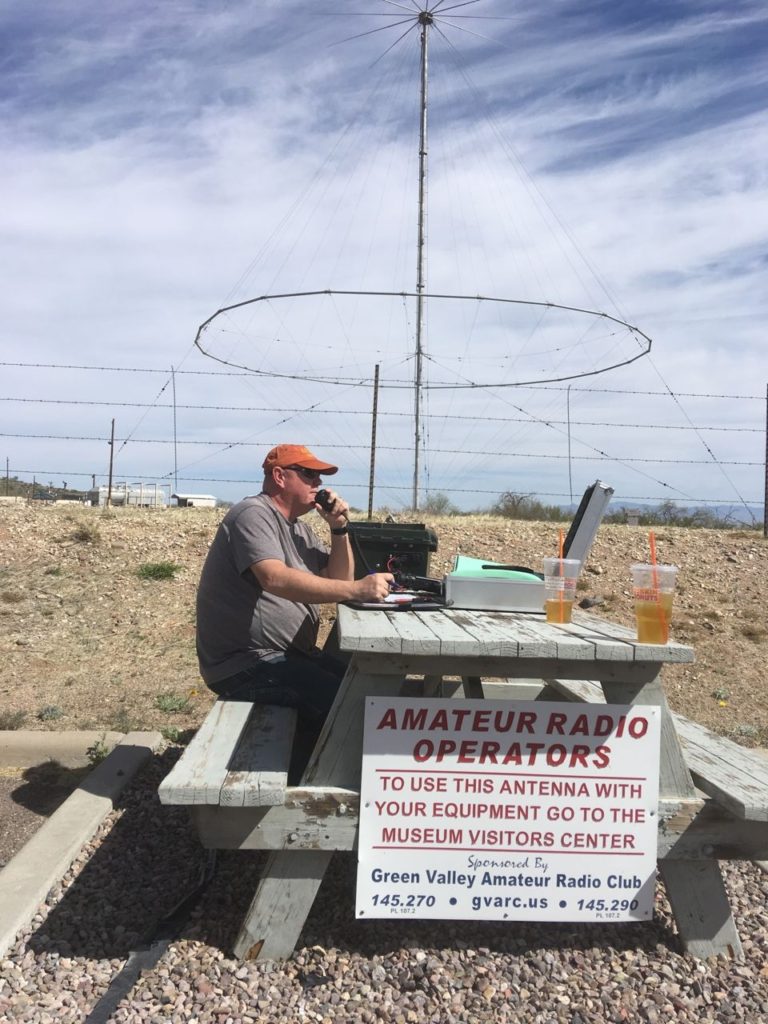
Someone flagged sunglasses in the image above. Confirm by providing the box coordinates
[285,465,322,482]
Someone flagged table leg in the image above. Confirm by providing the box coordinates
[232,659,407,960]
[462,676,484,699]
[607,672,743,959]
[232,849,333,960]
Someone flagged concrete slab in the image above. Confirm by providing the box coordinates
[0,731,126,769]
[0,731,163,959]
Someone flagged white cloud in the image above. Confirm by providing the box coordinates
[1,1,766,516]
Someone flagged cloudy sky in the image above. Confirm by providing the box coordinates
[2,0,767,519]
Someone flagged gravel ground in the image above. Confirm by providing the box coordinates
[2,751,768,1024]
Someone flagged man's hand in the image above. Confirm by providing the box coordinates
[314,488,349,528]
[353,572,395,601]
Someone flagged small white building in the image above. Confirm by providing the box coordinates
[172,493,217,508]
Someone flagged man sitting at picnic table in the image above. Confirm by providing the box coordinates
[196,443,394,780]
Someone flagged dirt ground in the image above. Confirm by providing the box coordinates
[1,500,767,742]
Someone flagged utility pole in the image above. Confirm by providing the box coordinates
[107,418,115,508]
[4,456,8,496]
[764,383,767,539]
[171,365,178,494]
[368,364,380,520]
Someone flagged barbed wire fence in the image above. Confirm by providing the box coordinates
[2,362,766,526]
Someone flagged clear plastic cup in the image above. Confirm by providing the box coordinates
[631,563,678,644]
[542,557,581,624]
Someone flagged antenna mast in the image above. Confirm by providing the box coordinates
[412,9,432,511]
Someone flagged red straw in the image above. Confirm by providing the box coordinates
[648,530,666,640]
[649,530,659,587]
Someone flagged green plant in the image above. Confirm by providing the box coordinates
[37,704,64,721]
[712,687,730,702]
[161,727,195,745]
[44,565,63,576]
[86,736,110,766]
[137,561,182,581]
[732,723,759,740]
[0,709,27,729]
[154,692,192,714]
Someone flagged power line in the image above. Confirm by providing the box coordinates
[0,432,761,465]
[0,362,762,400]
[0,402,761,432]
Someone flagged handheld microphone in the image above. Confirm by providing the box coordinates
[315,488,349,521]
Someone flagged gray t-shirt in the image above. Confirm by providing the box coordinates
[196,494,329,685]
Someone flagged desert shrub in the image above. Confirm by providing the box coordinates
[154,692,191,714]
[421,492,459,516]
[491,492,564,521]
[605,501,748,529]
[137,561,181,581]
[37,704,64,721]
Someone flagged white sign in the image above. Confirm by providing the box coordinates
[356,698,660,923]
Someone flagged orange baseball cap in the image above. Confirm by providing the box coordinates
[262,444,338,475]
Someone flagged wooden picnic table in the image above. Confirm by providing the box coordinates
[161,604,768,961]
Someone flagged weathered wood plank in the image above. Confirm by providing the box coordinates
[337,605,694,665]
[546,677,768,821]
[570,612,694,664]
[190,792,768,862]
[158,700,254,806]
[556,619,634,661]
[220,705,297,808]
[351,653,662,686]
[232,849,333,961]
[413,611,482,657]
[514,614,598,663]
[659,860,743,959]
[389,610,443,655]
[440,609,520,657]
[675,718,768,821]
[339,606,403,651]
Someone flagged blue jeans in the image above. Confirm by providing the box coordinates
[210,651,348,782]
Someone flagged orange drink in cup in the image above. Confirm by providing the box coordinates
[631,564,677,643]
[542,557,580,624]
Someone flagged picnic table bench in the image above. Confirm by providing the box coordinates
[159,605,768,961]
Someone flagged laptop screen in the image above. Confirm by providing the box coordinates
[563,480,614,566]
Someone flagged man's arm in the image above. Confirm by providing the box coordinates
[323,531,355,582]
[251,559,392,603]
